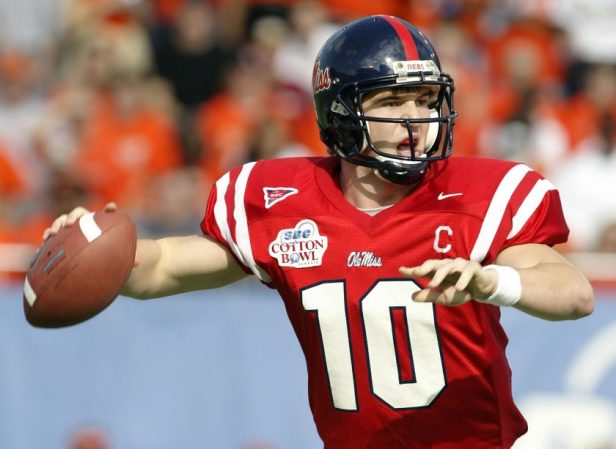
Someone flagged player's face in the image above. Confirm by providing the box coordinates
[361,85,438,158]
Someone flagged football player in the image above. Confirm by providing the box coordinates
[45,15,594,449]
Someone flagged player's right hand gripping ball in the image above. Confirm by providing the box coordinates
[23,211,137,328]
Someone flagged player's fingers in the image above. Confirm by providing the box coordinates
[454,262,480,291]
[399,259,444,278]
[448,286,471,305]
[43,214,68,240]
[103,202,117,212]
[427,258,466,288]
[43,207,94,240]
[413,285,471,306]
[427,263,454,288]
[419,286,462,305]
[65,207,91,225]
[412,287,441,303]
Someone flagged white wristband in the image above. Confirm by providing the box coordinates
[480,265,522,307]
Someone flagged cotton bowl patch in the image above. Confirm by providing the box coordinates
[269,219,327,268]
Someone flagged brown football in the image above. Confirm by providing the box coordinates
[23,211,137,328]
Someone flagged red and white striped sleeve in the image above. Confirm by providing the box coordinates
[470,164,569,264]
[200,162,271,283]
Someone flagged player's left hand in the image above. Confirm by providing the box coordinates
[399,258,498,306]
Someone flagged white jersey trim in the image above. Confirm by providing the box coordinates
[507,179,555,240]
[234,162,271,282]
[213,163,270,283]
[213,172,247,266]
[470,164,532,263]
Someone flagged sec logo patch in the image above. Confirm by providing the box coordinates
[269,219,328,268]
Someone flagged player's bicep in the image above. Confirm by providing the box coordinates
[495,243,571,270]
[495,244,594,320]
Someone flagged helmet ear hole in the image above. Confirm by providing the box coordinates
[329,115,364,156]
[425,109,440,151]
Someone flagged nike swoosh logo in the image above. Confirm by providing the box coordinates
[438,192,463,200]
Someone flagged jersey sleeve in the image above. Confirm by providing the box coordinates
[469,163,569,264]
[503,174,569,249]
[200,162,273,285]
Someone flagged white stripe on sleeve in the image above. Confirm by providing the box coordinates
[233,162,271,282]
[470,164,532,263]
[507,179,555,240]
[213,172,248,266]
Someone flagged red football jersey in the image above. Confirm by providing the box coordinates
[200,156,569,449]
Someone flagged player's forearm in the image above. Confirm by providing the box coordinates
[121,235,248,299]
[513,262,594,321]
[121,238,206,299]
[121,238,170,299]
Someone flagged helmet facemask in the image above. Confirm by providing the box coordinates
[329,71,456,185]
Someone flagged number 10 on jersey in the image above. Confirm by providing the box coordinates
[302,280,446,410]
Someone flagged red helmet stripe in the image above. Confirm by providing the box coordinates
[382,15,419,60]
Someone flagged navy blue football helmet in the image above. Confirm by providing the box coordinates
[313,15,457,184]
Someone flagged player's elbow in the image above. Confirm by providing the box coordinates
[569,279,595,319]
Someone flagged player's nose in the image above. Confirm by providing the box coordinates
[399,100,422,120]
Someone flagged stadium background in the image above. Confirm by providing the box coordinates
[1,0,615,448]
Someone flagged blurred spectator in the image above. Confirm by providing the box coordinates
[322,0,407,21]
[31,83,96,172]
[0,48,49,196]
[485,18,566,95]
[550,64,616,153]
[137,167,209,236]
[67,426,110,449]
[0,140,26,196]
[195,52,273,186]
[598,223,616,254]
[69,71,183,209]
[249,118,312,161]
[153,1,236,109]
[0,140,27,254]
[477,18,571,170]
[272,1,339,96]
[0,0,61,52]
[548,0,616,66]
[195,11,328,186]
[429,20,487,157]
[57,2,153,88]
[47,1,186,212]
[551,80,616,251]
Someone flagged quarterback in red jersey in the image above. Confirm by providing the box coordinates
[45,15,594,449]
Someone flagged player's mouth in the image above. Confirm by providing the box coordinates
[397,137,419,156]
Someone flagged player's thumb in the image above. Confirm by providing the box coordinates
[103,202,118,212]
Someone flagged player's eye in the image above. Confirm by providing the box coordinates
[416,96,430,106]
[380,97,404,107]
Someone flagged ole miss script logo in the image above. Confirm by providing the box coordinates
[313,65,331,93]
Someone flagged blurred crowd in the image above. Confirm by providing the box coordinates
[1,0,616,280]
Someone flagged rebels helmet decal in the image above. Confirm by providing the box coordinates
[393,60,441,83]
[312,15,457,185]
